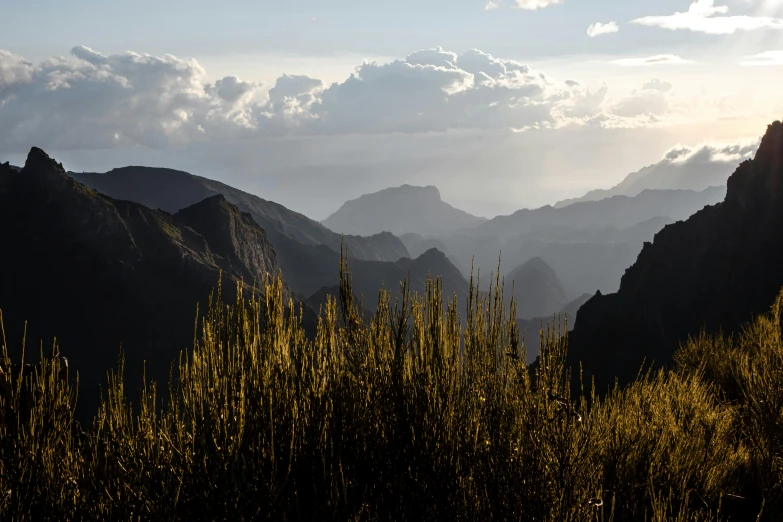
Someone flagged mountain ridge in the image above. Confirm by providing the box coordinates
[0,148,302,418]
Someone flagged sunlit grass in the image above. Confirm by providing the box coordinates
[1,253,781,520]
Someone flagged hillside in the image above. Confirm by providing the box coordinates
[0,150,303,417]
[322,184,486,236]
[308,248,469,317]
[568,120,783,391]
[70,167,410,263]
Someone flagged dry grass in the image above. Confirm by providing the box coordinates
[1,253,782,520]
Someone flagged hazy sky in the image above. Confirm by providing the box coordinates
[2,0,783,218]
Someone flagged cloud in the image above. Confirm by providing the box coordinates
[641,79,673,92]
[632,0,783,35]
[609,55,694,66]
[0,45,684,151]
[587,21,620,37]
[514,0,563,9]
[740,49,783,65]
[484,0,563,11]
[662,140,759,164]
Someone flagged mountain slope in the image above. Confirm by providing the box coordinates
[322,184,486,237]
[0,149,298,418]
[473,186,725,241]
[568,120,783,392]
[506,257,568,319]
[70,167,410,262]
[308,248,470,317]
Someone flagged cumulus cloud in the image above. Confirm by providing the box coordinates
[587,21,620,37]
[632,0,783,35]
[609,55,694,66]
[663,140,759,164]
[0,45,680,151]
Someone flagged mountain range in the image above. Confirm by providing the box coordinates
[3,119,782,421]
[69,167,468,312]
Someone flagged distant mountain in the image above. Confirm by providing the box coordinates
[307,248,469,317]
[554,143,755,208]
[434,187,724,298]
[505,257,568,319]
[568,120,783,392]
[473,187,726,241]
[0,151,305,418]
[322,184,486,237]
[399,233,456,260]
[70,167,409,262]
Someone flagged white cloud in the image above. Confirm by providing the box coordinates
[587,21,620,37]
[641,79,673,92]
[484,0,563,10]
[632,0,783,35]
[663,140,759,164]
[740,50,783,65]
[0,45,693,152]
[609,55,694,66]
[514,0,563,9]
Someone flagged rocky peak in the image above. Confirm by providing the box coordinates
[726,120,783,212]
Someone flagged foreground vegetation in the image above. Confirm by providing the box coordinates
[1,257,782,520]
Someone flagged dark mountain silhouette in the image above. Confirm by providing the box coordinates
[307,248,469,317]
[0,149,305,419]
[69,169,478,304]
[322,184,486,237]
[506,257,568,319]
[568,120,783,392]
[70,167,409,265]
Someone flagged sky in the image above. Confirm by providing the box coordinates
[2,0,783,219]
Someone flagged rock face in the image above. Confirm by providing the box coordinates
[568,121,783,391]
[506,257,569,319]
[322,184,486,237]
[70,167,410,267]
[0,148,296,418]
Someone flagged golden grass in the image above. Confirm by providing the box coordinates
[1,253,782,520]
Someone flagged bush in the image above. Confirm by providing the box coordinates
[2,258,783,520]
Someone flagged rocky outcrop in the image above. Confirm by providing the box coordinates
[567,121,783,391]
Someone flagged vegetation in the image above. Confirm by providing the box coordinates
[1,255,782,521]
